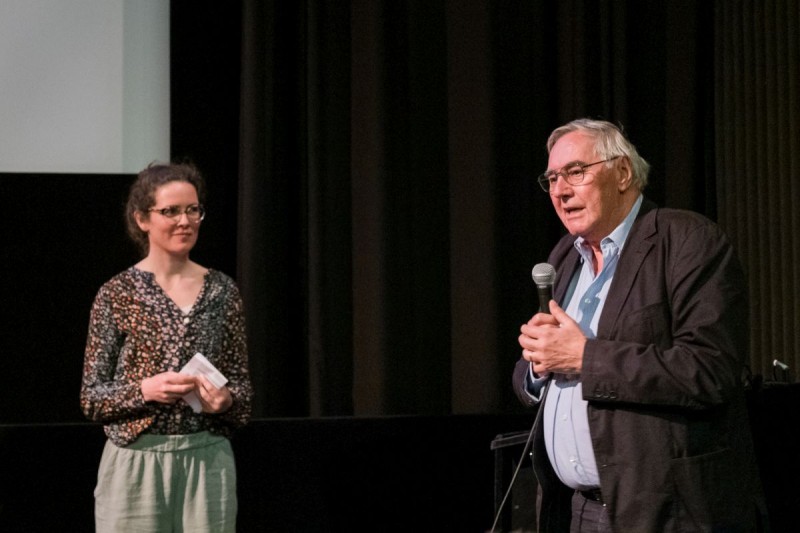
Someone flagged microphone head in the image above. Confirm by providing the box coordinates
[532,263,556,288]
[773,359,790,371]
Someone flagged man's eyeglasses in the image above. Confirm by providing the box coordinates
[537,156,620,193]
[148,204,206,222]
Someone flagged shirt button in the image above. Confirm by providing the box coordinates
[183,317,191,325]
[562,414,568,421]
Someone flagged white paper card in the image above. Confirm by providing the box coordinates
[179,352,228,413]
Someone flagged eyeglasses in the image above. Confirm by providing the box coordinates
[148,204,206,222]
[537,156,620,193]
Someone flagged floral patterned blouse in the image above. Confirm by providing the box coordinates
[80,266,253,447]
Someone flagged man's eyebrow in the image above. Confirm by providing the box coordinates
[545,159,586,173]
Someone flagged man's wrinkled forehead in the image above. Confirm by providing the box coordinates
[547,131,597,169]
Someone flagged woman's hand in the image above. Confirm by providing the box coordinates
[141,371,196,404]
[195,375,233,413]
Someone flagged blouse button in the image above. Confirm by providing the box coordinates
[183,317,191,325]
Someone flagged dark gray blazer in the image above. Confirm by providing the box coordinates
[513,199,766,532]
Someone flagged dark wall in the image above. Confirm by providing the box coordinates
[0,174,138,423]
[0,414,533,532]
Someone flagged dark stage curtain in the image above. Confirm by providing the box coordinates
[235,0,738,418]
[715,0,800,380]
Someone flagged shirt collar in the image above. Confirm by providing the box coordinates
[573,194,643,259]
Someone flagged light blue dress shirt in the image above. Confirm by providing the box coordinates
[527,195,642,490]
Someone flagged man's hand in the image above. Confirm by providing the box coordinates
[518,299,587,375]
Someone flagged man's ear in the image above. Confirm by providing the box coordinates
[617,157,634,192]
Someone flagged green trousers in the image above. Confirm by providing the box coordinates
[94,431,237,533]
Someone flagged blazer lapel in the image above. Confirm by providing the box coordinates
[596,201,658,338]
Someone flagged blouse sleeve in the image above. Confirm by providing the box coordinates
[79,285,151,422]
[214,282,253,428]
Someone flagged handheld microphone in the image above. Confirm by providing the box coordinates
[531,263,556,314]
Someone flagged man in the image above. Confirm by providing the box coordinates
[514,119,765,532]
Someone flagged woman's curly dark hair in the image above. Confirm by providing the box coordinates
[125,161,207,256]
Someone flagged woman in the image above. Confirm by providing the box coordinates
[80,162,253,532]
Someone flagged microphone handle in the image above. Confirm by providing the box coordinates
[537,286,553,314]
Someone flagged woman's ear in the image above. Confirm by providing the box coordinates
[134,210,149,232]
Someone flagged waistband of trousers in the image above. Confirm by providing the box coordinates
[119,431,227,452]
